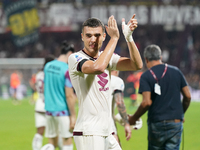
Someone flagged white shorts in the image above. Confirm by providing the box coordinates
[74,134,121,150]
[35,112,46,128]
[45,115,73,138]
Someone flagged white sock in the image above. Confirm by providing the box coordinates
[57,136,63,150]
[62,144,73,150]
[32,133,43,150]
[40,144,55,150]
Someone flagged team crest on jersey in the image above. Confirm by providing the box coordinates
[75,55,82,62]
[97,73,109,91]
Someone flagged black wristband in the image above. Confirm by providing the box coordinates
[77,59,88,72]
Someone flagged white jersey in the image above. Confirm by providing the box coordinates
[110,75,125,133]
[35,71,45,112]
[110,75,125,98]
[110,75,125,113]
[68,50,120,136]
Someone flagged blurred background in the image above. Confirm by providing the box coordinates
[0,0,200,101]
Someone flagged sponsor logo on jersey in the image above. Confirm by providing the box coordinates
[49,65,60,71]
[97,73,109,91]
[75,55,82,62]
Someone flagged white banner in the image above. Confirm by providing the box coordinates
[90,5,200,25]
[39,4,200,26]
[1,4,200,33]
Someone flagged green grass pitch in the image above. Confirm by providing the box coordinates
[0,97,199,150]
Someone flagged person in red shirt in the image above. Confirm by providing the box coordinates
[10,70,21,104]
[125,71,143,107]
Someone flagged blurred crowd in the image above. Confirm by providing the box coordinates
[0,0,200,100]
[0,25,199,90]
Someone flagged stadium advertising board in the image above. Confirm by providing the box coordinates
[3,0,40,47]
[90,5,200,25]
[39,4,200,27]
[1,3,200,33]
[39,3,79,32]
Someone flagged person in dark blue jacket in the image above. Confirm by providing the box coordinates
[129,44,191,150]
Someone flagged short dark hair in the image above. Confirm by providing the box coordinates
[82,18,105,33]
[60,40,74,54]
[144,44,162,61]
[43,54,55,70]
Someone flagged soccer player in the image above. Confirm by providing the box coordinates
[41,41,76,150]
[129,44,191,150]
[68,15,143,150]
[110,70,131,146]
[29,73,37,104]
[10,70,22,104]
[32,55,55,150]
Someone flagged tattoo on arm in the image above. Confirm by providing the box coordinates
[114,92,129,124]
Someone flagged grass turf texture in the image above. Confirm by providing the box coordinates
[0,97,199,150]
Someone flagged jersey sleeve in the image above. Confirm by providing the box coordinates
[68,53,84,74]
[178,69,188,88]
[65,70,73,88]
[114,77,125,92]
